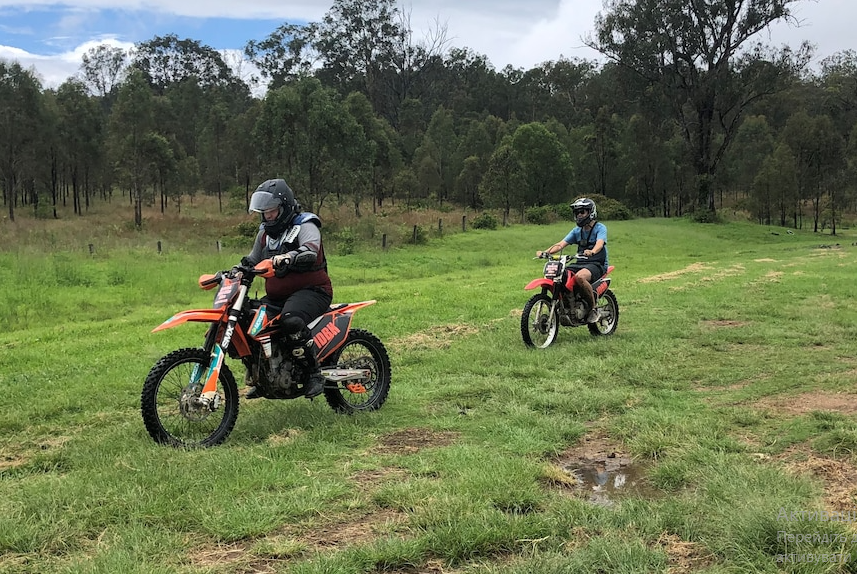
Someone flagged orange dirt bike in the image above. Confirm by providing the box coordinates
[141,259,391,447]
[521,253,618,348]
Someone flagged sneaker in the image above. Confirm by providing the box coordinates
[304,371,325,399]
[586,308,601,324]
[245,386,263,400]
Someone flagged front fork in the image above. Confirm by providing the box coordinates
[195,283,250,408]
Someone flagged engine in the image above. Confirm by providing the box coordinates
[247,344,304,399]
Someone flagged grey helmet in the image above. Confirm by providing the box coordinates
[571,197,597,227]
[249,179,299,238]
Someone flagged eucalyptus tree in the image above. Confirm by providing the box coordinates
[538,57,599,126]
[456,155,483,209]
[722,115,775,201]
[451,119,493,206]
[590,0,811,215]
[227,100,263,210]
[0,60,45,222]
[752,142,797,226]
[817,50,857,136]
[511,122,574,207]
[315,0,402,113]
[108,69,157,227]
[198,101,230,211]
[344,91,402,213]
[79,43,127,100]
[588,106,621,198]
[132,34,240,95]
[621,113,668,214]
[245,23,321,90]
[55,78,103,215]
[396,97,425,163]
[253,77,368,212]
[132,34,251,182]
[780,110,844,230]
[412,106,457,206]
[479,139,525,219]
[380,7,449,121]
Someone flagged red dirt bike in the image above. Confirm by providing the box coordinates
[141,259,391,447]
[521,253,618,348]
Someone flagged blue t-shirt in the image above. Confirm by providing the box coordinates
[563,222,608,267]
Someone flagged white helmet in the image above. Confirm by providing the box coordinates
[571,197,597,227]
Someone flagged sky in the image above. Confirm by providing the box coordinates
[1,0,855,93]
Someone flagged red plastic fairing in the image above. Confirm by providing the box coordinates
[524,278,554,291]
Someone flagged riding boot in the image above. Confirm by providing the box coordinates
[244,369,263,399]
[287,332,324,398]
[576,276,599,323]
[281,315,325,399]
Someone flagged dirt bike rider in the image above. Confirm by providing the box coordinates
[535,197,608,324]
[236,178,333,399]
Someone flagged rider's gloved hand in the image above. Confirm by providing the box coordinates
[230,257,255,278]
[272,254,292,277]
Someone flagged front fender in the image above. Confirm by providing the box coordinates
[524,278,554,292]
[152,309,226,333]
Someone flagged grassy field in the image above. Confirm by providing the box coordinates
[1,214,857,573]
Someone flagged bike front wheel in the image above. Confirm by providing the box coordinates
[141,348,239,447]
[521,292,559,348]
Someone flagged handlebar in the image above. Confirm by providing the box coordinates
[535,252,589,261]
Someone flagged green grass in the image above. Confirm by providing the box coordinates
[2,218,857,573]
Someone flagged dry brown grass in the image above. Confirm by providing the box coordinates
[0,193,503,254]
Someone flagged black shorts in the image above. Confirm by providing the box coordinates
[262,287,332,325]
[568,263,605,282]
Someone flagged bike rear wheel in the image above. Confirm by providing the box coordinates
[141,348,239,447]
[588,289,619,337]
[322,329,391,414]
[521,292,559,348]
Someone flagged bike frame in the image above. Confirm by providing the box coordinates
[152,260,378,399]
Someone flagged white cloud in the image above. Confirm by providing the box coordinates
[0,36,134,88]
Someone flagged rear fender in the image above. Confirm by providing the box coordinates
[310,300,376,362]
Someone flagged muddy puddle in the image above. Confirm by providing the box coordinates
[559,454,654,507]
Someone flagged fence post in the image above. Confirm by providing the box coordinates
[462,215,467,232]
[88,244,94,256]
[412,225,418,244]
[382,233,387,250]
[438,218,443,236]
[503,212,508,227]
[157,241,162,255]
[216,240,221,252]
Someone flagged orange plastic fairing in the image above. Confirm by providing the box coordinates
[198,274,220,290]
[254,259,275,278]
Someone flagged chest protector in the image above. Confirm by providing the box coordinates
[262,213,327,273]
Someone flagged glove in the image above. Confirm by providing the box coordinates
[272,254,291,277]
[272,254,291,269]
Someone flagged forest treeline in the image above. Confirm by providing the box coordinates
[1,0,856,233]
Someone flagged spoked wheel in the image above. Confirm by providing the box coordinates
[521,293,559,348]
[141,348,239,447]
[588,289,619,337]
[322,329,391,414]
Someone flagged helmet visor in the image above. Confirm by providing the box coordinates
[248,191,280,214]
